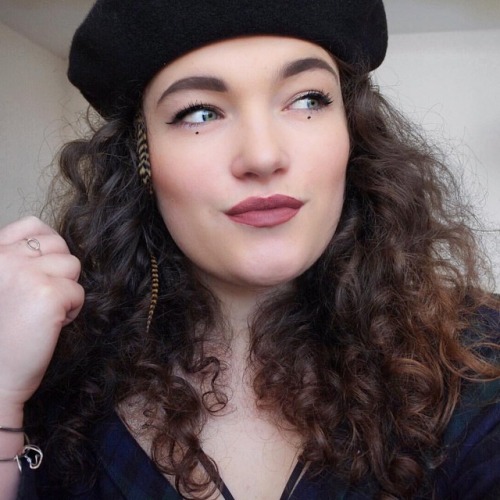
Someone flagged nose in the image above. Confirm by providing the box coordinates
[230,113,289,180]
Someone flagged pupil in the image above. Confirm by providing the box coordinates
[203,111,214,121]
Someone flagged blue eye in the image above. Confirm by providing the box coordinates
[168,103,220,125]
[183,108,218,123]
[290,92,333,111]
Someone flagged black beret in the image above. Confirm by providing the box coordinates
[68,0,388,119]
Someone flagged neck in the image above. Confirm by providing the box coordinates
[219,282,291,330]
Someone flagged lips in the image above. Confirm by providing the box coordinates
[226,195,303,227]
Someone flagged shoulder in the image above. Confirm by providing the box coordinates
[467,302,500,336]
[435,379,500,499]
[434,304,500,499]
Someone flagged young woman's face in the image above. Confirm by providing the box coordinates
[143,36,350,296]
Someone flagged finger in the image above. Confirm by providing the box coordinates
[0,216,57,244]
[8,275,85,333]
[63,282,86,325]
[56,278,85,326]
[14,233,71,257]
[36,254,82,281]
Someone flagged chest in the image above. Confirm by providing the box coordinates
[199,404,303,499]
[122,388,304,499]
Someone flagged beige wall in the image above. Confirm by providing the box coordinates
[0,21,85,226]
[376,29,500,289]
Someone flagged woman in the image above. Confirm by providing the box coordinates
[0,0,499,499]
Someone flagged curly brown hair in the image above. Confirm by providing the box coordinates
[27,60,499,499]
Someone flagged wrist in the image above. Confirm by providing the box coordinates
[0,428,25,462]
[0,392,25,426]
[0,430,42,473]
[0,407,24,430]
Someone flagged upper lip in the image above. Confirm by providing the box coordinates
[226,195,303,215]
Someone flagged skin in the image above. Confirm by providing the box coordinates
[0,216,83,499]
[0,35,350,500]
[143,36,349,321]
[141,36,350,498]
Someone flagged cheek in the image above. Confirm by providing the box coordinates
[305,130,350,237]
[149,146,219,255]
[148,128,227,197]
[150,149,192,236]
[303,127,350,193]
[151,174,203,261]
[150,141,202,206]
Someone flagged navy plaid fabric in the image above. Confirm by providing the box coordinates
[19,390,500,499]
[18,308,500,499]
[92,414,180,499]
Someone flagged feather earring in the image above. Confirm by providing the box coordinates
[146,254,159,334]
[135,117,153,194]
[135,116,158,332]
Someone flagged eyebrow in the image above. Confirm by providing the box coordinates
[157,76,227,106]
[280,57,339,82]
[156,56,338,107]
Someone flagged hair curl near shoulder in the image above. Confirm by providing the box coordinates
[250,61,500,499]
[27,62,499,500]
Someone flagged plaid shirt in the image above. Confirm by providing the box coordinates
[19,310,500,499]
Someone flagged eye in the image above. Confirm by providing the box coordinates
[289,91,333,111]
[183,107,218,124]
[167,103,221,126]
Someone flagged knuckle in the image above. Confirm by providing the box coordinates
[21,215,42,224]
[68,255,82,278]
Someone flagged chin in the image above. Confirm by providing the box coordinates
[238,260,311,289]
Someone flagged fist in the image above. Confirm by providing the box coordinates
[0,216,84,409]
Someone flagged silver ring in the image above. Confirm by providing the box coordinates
[26,238,41,253]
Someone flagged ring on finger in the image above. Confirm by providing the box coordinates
[25,237,42,254]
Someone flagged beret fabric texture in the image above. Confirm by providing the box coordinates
[68,0,388,119]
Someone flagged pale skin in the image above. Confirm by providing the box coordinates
[0,36,349,500]
[0,216,84,499]
[139,36,350,499]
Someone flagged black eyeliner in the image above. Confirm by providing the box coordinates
[166,102,218,124]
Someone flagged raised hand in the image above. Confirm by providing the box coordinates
[0,216,84,412]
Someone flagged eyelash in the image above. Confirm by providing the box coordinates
[167,102,221,127]
[166,90,334,127]
[290,90,333,111]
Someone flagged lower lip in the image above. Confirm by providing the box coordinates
[227,207,300,227]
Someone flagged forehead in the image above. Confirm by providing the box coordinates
[144,35,338,95]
